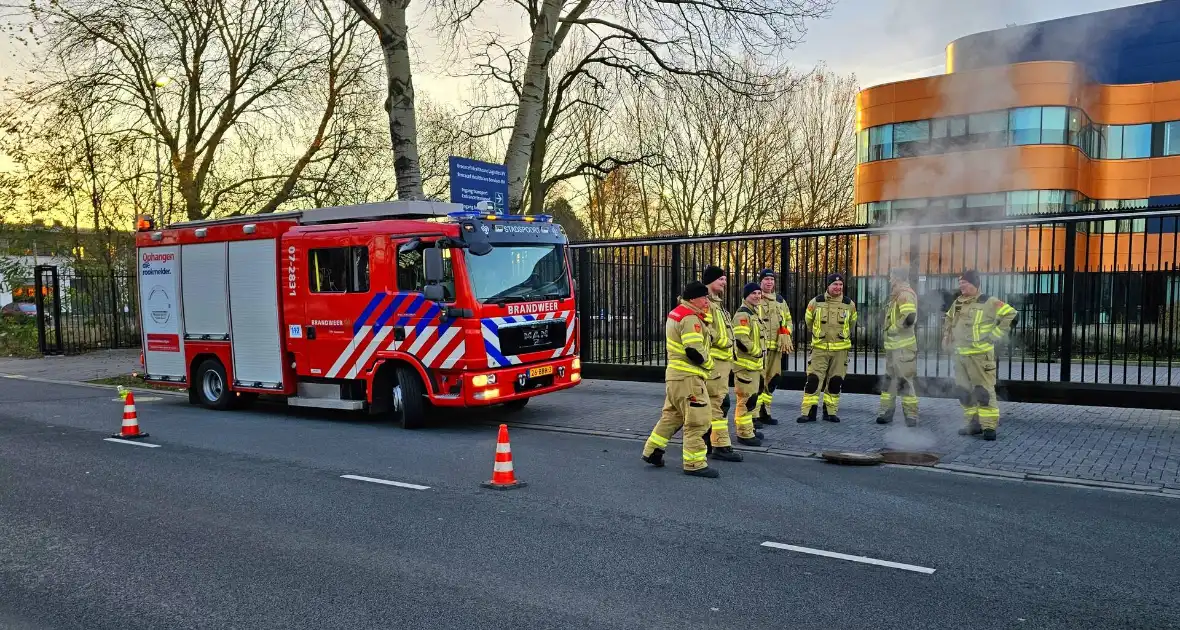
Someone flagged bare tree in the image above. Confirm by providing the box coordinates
[437,0,834,212]
[780,68,859,228]
[341,0,423,200]
[24,0,369,220]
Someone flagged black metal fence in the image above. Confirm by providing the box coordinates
[571,209,1180,408]
[33,265,141,355]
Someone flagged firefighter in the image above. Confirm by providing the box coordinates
[798,273,857,423]
[877,268,920,426]
[943,270,1018,441]
[754,269,793,425]
[731,283,766,447]
[642,281,720,478]
[701,265,742,462]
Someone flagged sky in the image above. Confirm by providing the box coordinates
[0,0,1157,105]
[407,0,1156,101]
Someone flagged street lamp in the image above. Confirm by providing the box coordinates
[152,76,171,219]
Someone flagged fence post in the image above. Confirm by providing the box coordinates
[52,268,63,354]
[109,275,120,349]
[1060,221,1077,383]
[576,248,592,363]
[670,243,682,303]
[33,265,48,354]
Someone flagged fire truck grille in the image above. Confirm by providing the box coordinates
[498,320,565,356]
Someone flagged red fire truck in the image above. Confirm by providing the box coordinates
[134,200,581,428]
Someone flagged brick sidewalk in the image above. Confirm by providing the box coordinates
[0,350,141,382]
[521,380,1180,490]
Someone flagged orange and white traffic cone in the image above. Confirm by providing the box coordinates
[481,423,525,490]
[113,388,149,440]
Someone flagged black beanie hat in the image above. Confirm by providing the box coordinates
[825,272,845,286]
[759,268,776,280]
[742,282,760,299]
[960,269,981,288]
[702,265,726,286]
[682,281,709,301]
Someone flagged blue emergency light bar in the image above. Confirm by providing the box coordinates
[447,211,554,223]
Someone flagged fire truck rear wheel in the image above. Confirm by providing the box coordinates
[195,359,233,411]
[393,364,428,429]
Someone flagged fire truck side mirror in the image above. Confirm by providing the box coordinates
[423,246,444,284]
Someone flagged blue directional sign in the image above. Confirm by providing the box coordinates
[449,156,508,214]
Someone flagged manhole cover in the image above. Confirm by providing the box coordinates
[879,450,941,466]
[821,451,884,466]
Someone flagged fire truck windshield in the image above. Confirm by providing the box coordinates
[467,244,570,304]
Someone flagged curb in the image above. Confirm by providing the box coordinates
[7,373,1178,500]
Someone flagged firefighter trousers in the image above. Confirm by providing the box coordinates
[757,350,783,418]
[954,352,999,430]
[878,348,919,421]
[706,361,732,448]
[732,368,761,439]
[642,377,711,471]
[802,348,848,417]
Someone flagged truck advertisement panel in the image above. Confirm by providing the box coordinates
[139,246,186,378]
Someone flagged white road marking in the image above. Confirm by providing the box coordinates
[340,474,430,491]
[761,541,936,575]
[104,438,162,448]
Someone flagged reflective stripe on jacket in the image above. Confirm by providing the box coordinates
[666,300,714,379]
[944,293,1018,355]
[804,292,858,351]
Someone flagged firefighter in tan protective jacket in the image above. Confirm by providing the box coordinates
[731,283,768,447]
[877,268,920,426]
[754,269,793,426]
[797,273,857,424]
[942,270,1018,441]
[701,265,742,462]
[642,281,721,478]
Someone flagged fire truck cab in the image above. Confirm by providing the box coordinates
[134,200,581,428]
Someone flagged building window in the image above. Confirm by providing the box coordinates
[1165,121,1180,156]
[1041,107,1068,144]
[869,125,893,161]
[967,111,1008,149]
[1009,107,1043,145]
[1099,125,1123,159]
[857,129,869,163]
[309,246,370,294]
[1006,190,1040,216]
[1122,124,1152,159]
[893,120,929,157]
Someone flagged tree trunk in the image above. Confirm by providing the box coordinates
[379,1,423,200]
[504,0,563,212]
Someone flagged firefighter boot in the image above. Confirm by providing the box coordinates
[958,421,982,436]
[982,428,997,441]
[737,435,762,447]
[685,466,720,478]
[823,410,841,423]
[759,406,779,426]
[796,405,818,424]
[643,449,666,467]
[710,446,743,462]
[876,406,895,425]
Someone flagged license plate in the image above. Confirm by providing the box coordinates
[528,365,553,378]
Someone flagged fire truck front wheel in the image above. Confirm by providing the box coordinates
[195,359,234,411]
[392,364,428,430]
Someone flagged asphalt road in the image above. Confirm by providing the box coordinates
[1,379,1178,629]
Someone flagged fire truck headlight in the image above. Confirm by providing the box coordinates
[572,358,581,370]
[472,374,489,387]
[475,388,501,400]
